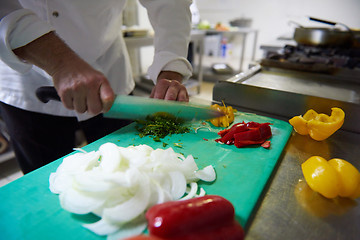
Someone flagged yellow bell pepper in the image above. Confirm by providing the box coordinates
[289,107,345,141]
[209,103,236,127]
[301,156,360,199]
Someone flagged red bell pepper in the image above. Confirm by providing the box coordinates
[124,235,162,240]
[217,122,248,144]
[261,140,271,149]
[145,195,244,240]
[216,121,272,148]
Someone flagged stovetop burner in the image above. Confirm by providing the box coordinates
[260,44,360,83]
[266,45,360,69]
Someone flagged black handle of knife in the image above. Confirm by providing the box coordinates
[35,86,61,103]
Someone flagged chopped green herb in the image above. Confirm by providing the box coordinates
[135,112,190,141]
[163,142,168,147]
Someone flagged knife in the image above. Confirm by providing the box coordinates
[35,86,224,121]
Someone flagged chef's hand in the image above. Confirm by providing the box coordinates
[13,31,115,115]
[51,58,115,115]
[150,71,189,102]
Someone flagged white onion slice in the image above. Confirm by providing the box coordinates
[181,182,198,200]
[168,171,187,199]
[59,188,105,214]
[83,218,119,236]
[99,143,123,172]
[197,187,206,197]
[195,165,216,182]
[49,143,217,238]
[106,215,147,240]
[102,172,150,223]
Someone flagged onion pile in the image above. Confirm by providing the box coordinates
[49,143,216,239]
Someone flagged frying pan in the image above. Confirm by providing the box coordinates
[291,17,354,47]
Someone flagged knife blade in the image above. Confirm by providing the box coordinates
[36,86,224,121]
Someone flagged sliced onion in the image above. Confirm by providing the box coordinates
[181,182,198,200]
[106,215,147,240]
[49,143,217,238]
[195,165,216,182]
[73,171,116,193]
[57,151,100,174]
[168,171,187,199]
[59,188,105,214]
[99,143,123,172]
[102,173,150,223]
[83,218,119,236]
[197,187,206,197]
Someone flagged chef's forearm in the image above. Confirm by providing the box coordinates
[13,31,82,77]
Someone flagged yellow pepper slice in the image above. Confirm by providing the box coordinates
[328,159,360,198]
[209,103,236,127]
[301,156,360,199]
[289,107,345,141]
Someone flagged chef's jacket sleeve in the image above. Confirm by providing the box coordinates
[0,3,54,73]
[139,0,193,83]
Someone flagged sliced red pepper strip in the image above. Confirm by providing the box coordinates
[234,139,265,148]
[258,123,272,140]
[234,128,262,141]
[216,121,272,148]
[261,140,271,149]
[246,121,261,128]
[217,122,247,143]
[145,195,244,240]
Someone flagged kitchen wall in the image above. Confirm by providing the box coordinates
[135,0,360,72]
[195,0,360,59]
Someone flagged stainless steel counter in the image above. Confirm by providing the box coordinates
[245,129,360,240]
[213,66,360,239]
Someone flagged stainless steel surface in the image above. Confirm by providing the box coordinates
[213,67,360,239]
[290,17,354,47]
[242,69,359,103]
[294,27,353,47]
[245,129,360,240]
[213,65,360,133]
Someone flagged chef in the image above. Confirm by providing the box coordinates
[0,0,193,174]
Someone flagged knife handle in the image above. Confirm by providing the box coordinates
[35,86,61,103]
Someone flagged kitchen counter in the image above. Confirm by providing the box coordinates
[245,123,360,240]
[213,66,360,239]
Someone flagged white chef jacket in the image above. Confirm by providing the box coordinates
[0,0,193,121]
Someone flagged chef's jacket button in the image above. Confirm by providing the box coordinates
[52,11,59,17]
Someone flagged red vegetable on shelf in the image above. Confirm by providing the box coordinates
[216,121,272,148]
[146,195,244,240]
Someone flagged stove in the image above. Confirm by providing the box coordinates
[212,43,360,133]
[261,44,360,83]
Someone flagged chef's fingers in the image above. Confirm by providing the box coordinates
[73,89,88,113]
[99,82,115,113]
[150,78,169,99]
[163,80,189,102]
[86,87,102,115]
[151,79,189,102]
[150,86,156,99]
[60,89,74,110]
[176,88,189,102]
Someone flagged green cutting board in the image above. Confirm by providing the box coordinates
[0,112,292,240]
